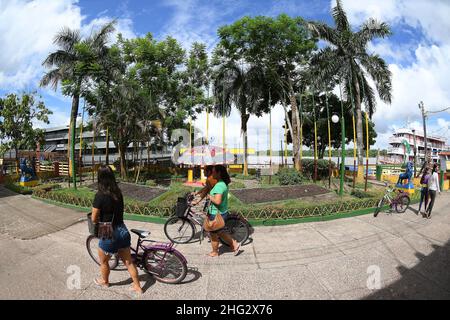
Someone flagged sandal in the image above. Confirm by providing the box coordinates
[233,243,241,256]
[93,278,110,288]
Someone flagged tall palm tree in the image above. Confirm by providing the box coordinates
[308,0,392,167]
[212,60,266,175]
[41,21,116,188]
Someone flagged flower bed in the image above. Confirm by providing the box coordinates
[32,186,420,222]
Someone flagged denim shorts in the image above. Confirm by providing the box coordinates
[99,223,131,255]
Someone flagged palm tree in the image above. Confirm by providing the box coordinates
[307,0,392,167]
[212,60,266,175]
[41,21,116,188]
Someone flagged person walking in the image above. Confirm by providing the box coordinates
[205,165,241,257]
[91,165,143,294]
[426,163,441,219]
[418,168,430,215]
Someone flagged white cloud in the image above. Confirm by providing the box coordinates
[0,0,82,88]
[0,0,136,90]
[192,104,288,152]
[159,0,245,51]
[337,0,450,44]
[81,15,136,41]
[328,0,450,149]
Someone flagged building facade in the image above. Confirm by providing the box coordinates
[387,128,447,164]
[42,126,170,165]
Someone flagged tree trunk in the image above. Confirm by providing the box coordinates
[241,113,250,176]
[289,89,301,171]
[353,78,364,166]
[69,93,80,189]
[105,127,110,165]
[15,147,19,175]
[119,142,127,180]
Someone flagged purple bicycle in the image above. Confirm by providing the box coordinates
[86,229,188,284]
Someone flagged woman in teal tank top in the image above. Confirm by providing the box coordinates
[207,165,241,257]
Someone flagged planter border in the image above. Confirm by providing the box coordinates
[32,194,419,227]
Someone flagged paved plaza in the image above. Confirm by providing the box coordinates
[0,186,449,300]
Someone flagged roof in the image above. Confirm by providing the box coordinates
[43,125,70,132]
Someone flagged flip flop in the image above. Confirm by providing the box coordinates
[233,243,241,256]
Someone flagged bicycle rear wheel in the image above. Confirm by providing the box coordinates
[144,249,187,284]
[86,235,119,269]
[164,216,195,244]
[395,195,410,213]
[219,216,250,246]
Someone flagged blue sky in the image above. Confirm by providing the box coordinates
[1,0,449,150]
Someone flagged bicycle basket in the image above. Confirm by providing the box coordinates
[176,197,189,217]
[87,213,98,236]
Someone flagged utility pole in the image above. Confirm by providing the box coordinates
[417,101,428,176]
[412,129,417,177]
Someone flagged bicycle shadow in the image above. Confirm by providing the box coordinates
[179,268,203,285]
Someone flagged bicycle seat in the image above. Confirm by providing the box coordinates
[130,229,150,238]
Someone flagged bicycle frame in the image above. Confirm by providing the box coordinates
[130,235,187,273]
[175,197,209,244]
[382,187,405,209]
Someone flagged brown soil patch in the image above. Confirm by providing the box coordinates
[231,184,331,204]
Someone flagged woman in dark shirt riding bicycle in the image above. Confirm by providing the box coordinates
[91,165,142,294]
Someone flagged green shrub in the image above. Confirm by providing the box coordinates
[5,183,33,195]
[145,179,157,187]
[34,183,62,192]
[351,189,373,199]
[261,175,280,185]
[229,181,246,189]
[232,173,256,180]
[301,159,336,180]
[277,168,303,185]
[37,171,59,181]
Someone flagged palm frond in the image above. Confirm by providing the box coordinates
[361,76,376,117]
[355,18,392,47]
[360,54,392,104]
[54,27,81,52]
[332,0,350,32]
[42,50,75,68]
[307,21,339,45]
[90,20,116,53]
[40,69,63,90]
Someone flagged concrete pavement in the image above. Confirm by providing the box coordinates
[0,186,449,300]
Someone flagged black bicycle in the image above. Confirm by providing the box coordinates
[164,193,250,246]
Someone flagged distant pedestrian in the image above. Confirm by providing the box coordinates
[418,168,430,215]
[91,165,143,294]
[426,164,441,219]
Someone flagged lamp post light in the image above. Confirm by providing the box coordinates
[332,108,345,196]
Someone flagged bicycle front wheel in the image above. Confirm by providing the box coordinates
[395,195,410,213]
[374,198,386,217]
[144,249,187,284]
[164,216,195,244]
[86,235,119,269]
[219,216,250,246]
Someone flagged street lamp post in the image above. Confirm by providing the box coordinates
[333,81,347,196]
[332,109,345,196]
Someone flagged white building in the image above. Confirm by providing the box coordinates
[386,128,447,164]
